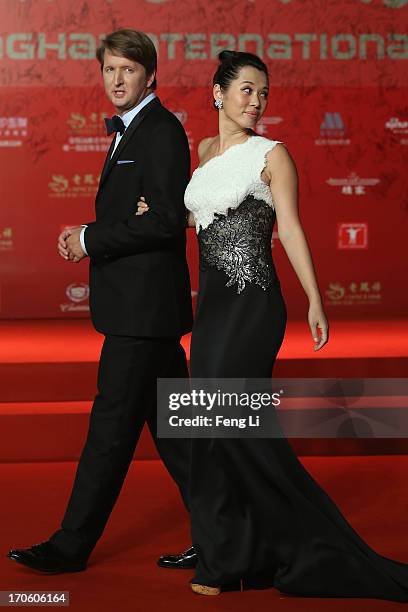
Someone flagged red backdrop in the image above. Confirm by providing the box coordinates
[0,0,407,319]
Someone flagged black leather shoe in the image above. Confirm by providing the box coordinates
[157,545,197,569]
[7,540,87,574]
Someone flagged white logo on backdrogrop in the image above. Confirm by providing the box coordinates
[327,172,380,195]
[385,117,408,135]
[255,116,283,136]
[60,283,90,313]
[66,283,89,303]
[338,223,368,249]
[0,117,28,148]
[0,227,13,251]
[316,112,350,146]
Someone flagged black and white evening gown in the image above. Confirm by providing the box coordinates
[183,134,408,601]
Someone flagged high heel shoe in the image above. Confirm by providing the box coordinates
[191,583,221,596]
[190,578,244,595]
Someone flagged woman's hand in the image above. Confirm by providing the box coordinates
[135,196,150,215]
[308,301,329,351]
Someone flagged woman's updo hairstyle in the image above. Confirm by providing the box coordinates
[212,50,269,109]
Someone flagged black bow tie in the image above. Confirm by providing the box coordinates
[105,115,126,136]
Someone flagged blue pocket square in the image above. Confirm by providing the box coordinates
[117,159,135,165]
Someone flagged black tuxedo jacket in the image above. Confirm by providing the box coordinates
[84,96,193,337]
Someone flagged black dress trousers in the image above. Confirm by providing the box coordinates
[49,335,190,559]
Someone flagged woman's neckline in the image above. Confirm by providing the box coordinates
[196,133,257,171]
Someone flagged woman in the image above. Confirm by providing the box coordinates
[136,51,408,601]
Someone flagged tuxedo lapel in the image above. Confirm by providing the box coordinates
[98,137,117,188]
[98,97,160,191]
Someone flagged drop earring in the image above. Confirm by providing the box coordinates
[214,99,223,110]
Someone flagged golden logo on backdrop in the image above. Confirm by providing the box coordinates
[326,281,382,306]
[49,174,99,198]
[0,227,13,251]
[67,113,87,131]
[67,112,108,134]
[64,112,111,153]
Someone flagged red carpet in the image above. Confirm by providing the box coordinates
[1,319,408,609]
[2,457,408,611]
[1,318,407,403]
[0,319,407,460]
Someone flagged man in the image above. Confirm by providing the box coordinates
[8,29,196,573]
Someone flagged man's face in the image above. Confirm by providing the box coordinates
[102,51,155,115]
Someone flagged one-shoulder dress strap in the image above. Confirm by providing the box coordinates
[251,136,284,179]
[248,137,284,207]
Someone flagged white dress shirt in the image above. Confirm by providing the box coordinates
[79,92,157,256]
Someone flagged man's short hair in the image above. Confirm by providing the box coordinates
[96,29,157,90]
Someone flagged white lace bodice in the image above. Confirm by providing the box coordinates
[185,135,283,233]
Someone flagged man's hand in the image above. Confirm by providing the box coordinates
[58,226,79,261]
[66,227,87,262]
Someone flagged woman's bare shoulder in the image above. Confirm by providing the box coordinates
[265,142,296,173]
[260,142,297,186]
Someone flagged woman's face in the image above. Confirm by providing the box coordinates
[215,65,269,130]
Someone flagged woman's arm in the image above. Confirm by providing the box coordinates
[137,199,196,229]
[264,144,329,351]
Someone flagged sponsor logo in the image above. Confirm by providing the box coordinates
[385,117,408,144]
[68,112,108,133]
[63,112,111,152]
[49,173,99,198]
[60,282,90,312]
[66,282,89,303]
[327,172,380,195]
[0,116,28,148]
[316,112,350,146]
[0,227,13,251]
[62,136,111,153]
[338,223,368,249]
[326,280,382,305]
[255,116,283,136]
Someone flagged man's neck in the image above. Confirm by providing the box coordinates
[116,90,154,117]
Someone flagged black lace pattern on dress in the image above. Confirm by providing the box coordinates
[198,195,278,294]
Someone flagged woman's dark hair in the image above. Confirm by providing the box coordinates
[96,29,157,90]
[212,50,269,93]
